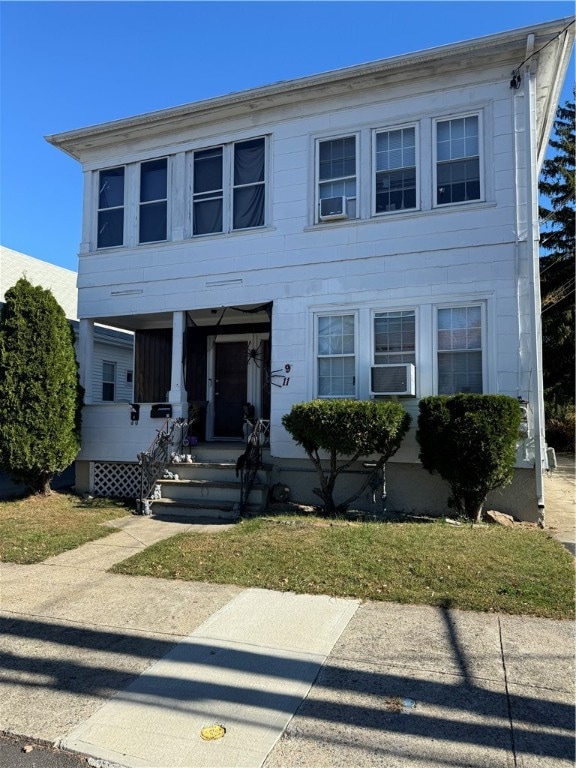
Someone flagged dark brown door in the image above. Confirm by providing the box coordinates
[214,342,248,438]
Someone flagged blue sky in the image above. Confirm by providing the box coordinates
[1,1,573,272]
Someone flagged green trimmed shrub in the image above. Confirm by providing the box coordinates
[0,278,83,494]
[416,394,522,522]
[282,399,411,515]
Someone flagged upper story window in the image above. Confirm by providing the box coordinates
[435,115,481,206]
[192,137,266,236]
[317,136,357,222]
[193,147,223,235]
[139,158,168,243]
[97,167,124,248]
[233,138,266,229]
[437,305,483,394]
[316,313,356,398]
[374,127,417,214]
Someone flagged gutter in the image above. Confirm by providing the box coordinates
[523,35,546,521]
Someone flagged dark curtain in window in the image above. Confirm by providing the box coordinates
[134,329,172,402]
[233,138,265,229]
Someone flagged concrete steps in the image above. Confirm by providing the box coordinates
[150,443,272,523]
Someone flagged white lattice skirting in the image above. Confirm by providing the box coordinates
[93,462,140,498]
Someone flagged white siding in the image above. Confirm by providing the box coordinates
[92,339,134,403]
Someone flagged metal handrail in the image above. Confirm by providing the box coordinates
[237,418,270,514]
[137,417,191,513]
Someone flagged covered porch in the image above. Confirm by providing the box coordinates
[77,302,272,453]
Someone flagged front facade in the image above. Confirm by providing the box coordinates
[47,18,574,522]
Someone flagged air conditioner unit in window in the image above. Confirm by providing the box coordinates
[371,364,416,396]
[319,196,348,221]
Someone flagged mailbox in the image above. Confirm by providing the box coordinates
[150,403,172,419]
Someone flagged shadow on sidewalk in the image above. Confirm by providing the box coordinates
[1,613,574,764]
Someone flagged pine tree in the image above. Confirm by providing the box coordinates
[538,93,575,410]
[0,278,83,494]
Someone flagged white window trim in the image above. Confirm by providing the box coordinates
[95,165,126,250]
[314,133,359,224]
[371,123,420,217]
[189,136,268,238]
[102,360,117,402]
[371,307,419,397]
[432,111,484,209]
[433,301,487,395]
[138,156,170,244]
[313,309,359,399]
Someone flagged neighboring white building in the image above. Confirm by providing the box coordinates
[0,246,134,405]
[46,18,574,521]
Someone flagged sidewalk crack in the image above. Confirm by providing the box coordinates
[498,616,518,767]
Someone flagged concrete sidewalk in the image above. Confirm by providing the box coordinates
[1,515,574,768]
[544,454,575,555]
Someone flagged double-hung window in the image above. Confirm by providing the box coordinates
[374,311,416,365]
[97,167,125,248]
[233,138,266,229]
[102,361,116,402]
[317,314,356,398]
[437,305,483,394]
[374,127,417,214]
[317,136,357,221]
[435,115,481,205]
[193,147,224,235]
[192,137,266,236]
[139,158,168,243]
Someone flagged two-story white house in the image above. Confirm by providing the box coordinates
[46,18,574,521]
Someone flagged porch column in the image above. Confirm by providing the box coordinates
[167,310,188,417]
[78,319,94,404]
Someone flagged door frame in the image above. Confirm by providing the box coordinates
[205,331,269,441]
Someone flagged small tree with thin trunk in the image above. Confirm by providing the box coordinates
[416,394,522,523]
[0,278,83,495]
[282,399,411,515]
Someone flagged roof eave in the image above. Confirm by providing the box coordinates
[45,16,574,161]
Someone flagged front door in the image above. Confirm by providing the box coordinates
[213,341,248,438]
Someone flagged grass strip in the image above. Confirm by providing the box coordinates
[111,516,575,620]
[0,492,130,563]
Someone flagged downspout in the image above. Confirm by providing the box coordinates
[523,37,546,522]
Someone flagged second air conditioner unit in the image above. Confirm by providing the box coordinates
[319,196,348,221]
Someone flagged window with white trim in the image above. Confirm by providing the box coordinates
[317,314,356,397]
[435,115,481,205]
[374,310,416,364]
[192,137,266,236]
[437,305,483,394]
[374,127,417,214]
[193,147,223,235]
[139,158,168,243]
[316,136,357,221]
[97,167,125,248]
[102,361,116,402]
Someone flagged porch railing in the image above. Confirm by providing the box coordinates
[237,418,270,515]
[137,417,192,514]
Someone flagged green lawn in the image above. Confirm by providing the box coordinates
[2,494,573,619]
[0,492,130,563]
[112,515,575,620]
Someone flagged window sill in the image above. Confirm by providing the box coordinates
[89,226,278,254]
[304,199,496,232]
